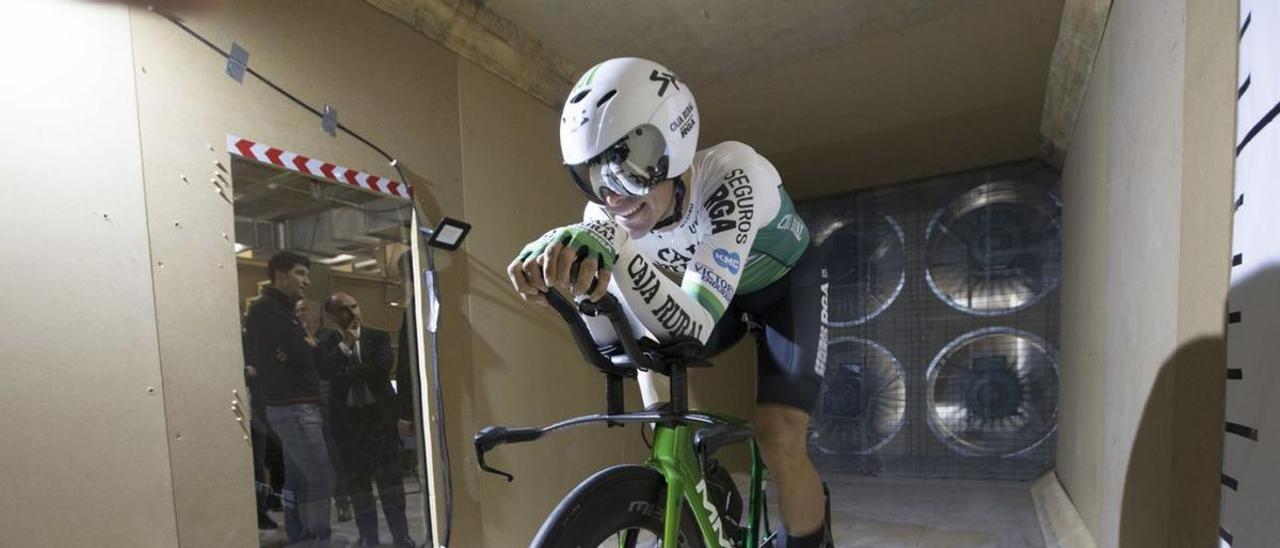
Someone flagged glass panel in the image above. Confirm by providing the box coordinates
[233,157,431,547]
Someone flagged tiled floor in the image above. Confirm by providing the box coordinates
[257,472,1043,547]
[258,479,432,548]
[803,474,1047,548]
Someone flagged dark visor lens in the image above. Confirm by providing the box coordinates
[567,164,604,204]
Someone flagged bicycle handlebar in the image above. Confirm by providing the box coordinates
[543,290,657,372]
[474,290,714,482]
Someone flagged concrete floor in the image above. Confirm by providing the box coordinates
[257,473,1043,547]
[811,474,1046,548]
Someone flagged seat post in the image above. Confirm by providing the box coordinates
[605,372,625,424]
[669,365,688,415]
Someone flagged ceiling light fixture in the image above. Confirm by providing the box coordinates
[316,253,355,265]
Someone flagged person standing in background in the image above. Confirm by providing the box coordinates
[322,292,414,548]
[298,298,354,525]
[244,251,335,545]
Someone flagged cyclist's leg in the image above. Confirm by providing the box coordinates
[743,251,829,545]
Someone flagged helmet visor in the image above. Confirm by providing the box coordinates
[566,129,668,203]
[567,162,655,204]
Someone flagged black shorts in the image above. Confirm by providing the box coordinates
[702,247,827,413]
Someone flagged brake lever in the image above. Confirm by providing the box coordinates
[474,426,516,482]
[477,449,515,482]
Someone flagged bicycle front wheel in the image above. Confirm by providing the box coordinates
[531,464,705,548]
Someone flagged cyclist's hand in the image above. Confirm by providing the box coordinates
[508,229,557,306]
[538,223,618,299]
[510,223,618,305]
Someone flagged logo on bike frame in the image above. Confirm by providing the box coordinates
[695,479,733,548]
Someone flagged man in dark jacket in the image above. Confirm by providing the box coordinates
[322,292,413,548]
[244,251,335,544]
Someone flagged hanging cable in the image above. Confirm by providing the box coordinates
[152,9,455,546]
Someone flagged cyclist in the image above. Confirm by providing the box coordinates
[508,57,831,548]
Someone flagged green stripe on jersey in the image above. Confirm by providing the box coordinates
[687,284,727,322]
[737,254,791,295]
[738,186,810,294]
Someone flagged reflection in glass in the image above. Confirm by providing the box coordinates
[233,157,429,547]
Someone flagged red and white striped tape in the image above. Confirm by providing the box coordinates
[227,135,411,200]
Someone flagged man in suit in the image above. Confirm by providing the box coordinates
[321,292,414,548]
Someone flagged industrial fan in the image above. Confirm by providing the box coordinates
[810,337,907,455]
[925,181,1061,315]
[815,213,905,326]
[925,328,1059,457]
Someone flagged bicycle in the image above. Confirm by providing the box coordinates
[475,290,793,547]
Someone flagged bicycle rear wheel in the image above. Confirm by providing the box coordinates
[532,464,705,548]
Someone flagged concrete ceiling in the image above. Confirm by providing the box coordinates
[479,0,998,87]
[372,0,1078,197]
[478,0,1065,196]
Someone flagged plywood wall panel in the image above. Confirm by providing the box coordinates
[128,1,464,544]
[455,58,642,547]
[0,2,179,545]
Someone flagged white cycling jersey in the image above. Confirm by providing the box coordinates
[583,141,810,345]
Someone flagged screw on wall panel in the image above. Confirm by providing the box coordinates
[208,144,215,152]
[218,263,224,269]
[157,261,164,268]
[147,387,156,394]
[180,175,189,184]
[175,433,183,440]
[140,66,147,74]
[222,232,229,240]
[213,160,226,172]
[173,221,182,228]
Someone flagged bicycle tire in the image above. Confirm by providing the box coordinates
[531,464,706,548]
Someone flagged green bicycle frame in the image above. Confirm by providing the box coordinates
[646,417,770,548]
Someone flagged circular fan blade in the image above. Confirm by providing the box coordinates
[810,337,907,455]
[815,213,905,326]
[926,182,1061,315]
[926,328,1059,457]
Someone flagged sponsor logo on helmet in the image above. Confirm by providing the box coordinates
[573,63,601,91]
[713,249,741,274]
[670,102,697,138]
[649,70,681,97]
